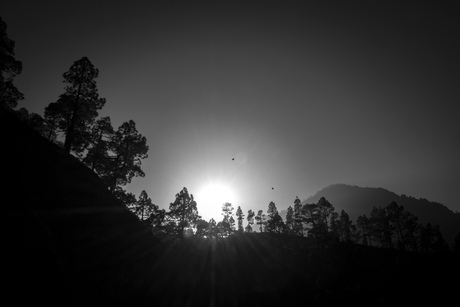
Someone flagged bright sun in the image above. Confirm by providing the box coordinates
[195,183,236,222]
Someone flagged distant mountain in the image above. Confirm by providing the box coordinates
[302,184,460,245]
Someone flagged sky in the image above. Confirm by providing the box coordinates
[2,0,459,220]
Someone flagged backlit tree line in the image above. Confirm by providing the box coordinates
[130,184,451,253]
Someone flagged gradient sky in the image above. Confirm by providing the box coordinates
[2,0,459,220]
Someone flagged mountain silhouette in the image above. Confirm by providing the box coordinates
[302,183,460,245]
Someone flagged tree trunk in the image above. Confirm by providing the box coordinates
[63,68,85,154]
[63,97,78,153]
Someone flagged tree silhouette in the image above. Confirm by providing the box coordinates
[303,202,320,237]
[83,116,114,169]
[246,209,255,232]
[329,211,340,239]
[357,215,373,247]
[369,206,394,248]
[385,201,421,250]
[293,197,304,236]
[221,202,234,222]
[44,57,106,154]
[220,202,234,237]
[115,189,137,210]
[419,223,448,253]
[135,190,155,221]
[229,216,236,232]
[255,210,265,232]
[338,210,352,242]
[266,201,285,234]
[285,205,294,235]
[0,16,23,110]
[386,201,405,248]
[235,206,245,233]
[14,107,50,139]
[146,207,166,234]
[208,218,217,238]
[195,219,210,238]
[86,120,148,193]
[400,210,419,251]
[167,187,200,239]
[355,202,444,251]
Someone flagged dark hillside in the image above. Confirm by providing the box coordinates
[1,109,160,305]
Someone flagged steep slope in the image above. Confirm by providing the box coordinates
[1,109,160,305]
[303,183,460,245]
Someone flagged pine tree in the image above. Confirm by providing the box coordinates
[357,215,373,247]
[303,197,335,242]
[316,197,335,232]
[0,16,23,110]
[208,218,217,239]
[229,216,236,232]
[115,189,137,212]
[167,187,200,238]
[401,211,419,251]
[44,57,106,155]
[88,120,148,193]
[221,202,234,223]
[196,219,210,238]
[339,210,352,242]
[83,116,114,171]
[285,205,295,235]
[369,206,394,248]
[219,202,233,236]
[135,190,157,221]
[246,209,255,232]
[386,201,406,248]
[235,206,245,233]
[266,201,284,234]
[255,210,265,232]
[330,211,340,240]
[419,223,448,253]
[293,197,304,236]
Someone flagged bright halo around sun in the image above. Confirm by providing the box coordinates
[195,183,236,222]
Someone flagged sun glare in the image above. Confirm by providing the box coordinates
[195,183,236,222]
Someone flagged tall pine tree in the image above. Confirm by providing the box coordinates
[266,201,284,234]
[44,57,106,155]
[235,206,245,233]
[0,16,23,110]
[168,187,200,238]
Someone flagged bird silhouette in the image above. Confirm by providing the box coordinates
[232,158,235,161]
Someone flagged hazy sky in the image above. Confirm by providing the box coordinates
[2,0,459,219]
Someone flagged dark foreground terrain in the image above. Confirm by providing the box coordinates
[2,109,458,306]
